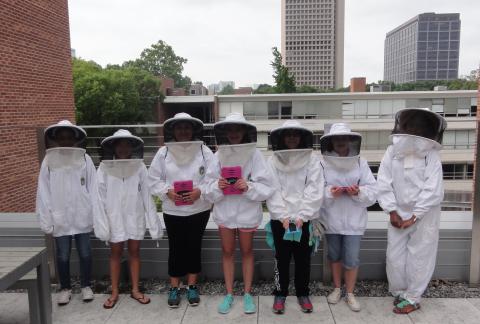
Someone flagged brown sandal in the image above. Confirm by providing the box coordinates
[103,297,119,309]
[130,293,151,305]
[393,300,420,314]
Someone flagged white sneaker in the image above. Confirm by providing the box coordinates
[57,289,72,305]
[345,293,361,312]
[82,287,94,302]
[327,288,342,304]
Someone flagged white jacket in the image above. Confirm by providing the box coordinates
[320,157,378,235]
[377,144,444,221]
[94,164,162,243]
[148,145,214,216]
[204,149,275,228]
[266,154,324,222]
[36,154,97,237]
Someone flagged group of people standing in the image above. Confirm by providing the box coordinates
[36,107,446,316]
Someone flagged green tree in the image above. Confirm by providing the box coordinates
[219,84,235,95]
[124,40,191,89]
[72,58,162,127]
[254,84,276,94]
[296,85,318,93]
[271,47,296,93]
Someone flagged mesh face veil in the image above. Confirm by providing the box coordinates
[163,112,204,143]
[392,108,447,144]
[44,120,87,149]
[101,129,144,160]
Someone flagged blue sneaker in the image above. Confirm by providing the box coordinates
[243,293,256,314]
[167,287,180,308]
[187,285,200,306]
[218,294,234,314]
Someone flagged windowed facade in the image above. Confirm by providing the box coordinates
[282,0,344,89]
[384,13,460,84]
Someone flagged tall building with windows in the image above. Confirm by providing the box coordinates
[281,0,344,89]
[384,12,461,84]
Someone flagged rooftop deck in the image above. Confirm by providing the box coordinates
[1,293,480,323]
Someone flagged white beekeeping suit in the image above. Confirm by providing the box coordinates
[204,112,274,228]
[319,123,378,235]
[377,108,446,305]
[94,129,162,243]
[266,120,324,223]
[148,113,215,216]
[36,120,98,237]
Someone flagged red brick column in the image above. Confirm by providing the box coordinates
[0,0,75,212]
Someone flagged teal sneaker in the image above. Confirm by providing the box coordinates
[167,287,180,308]
[243,293,256,314]
[218,294,234,314]
[187,285,200,306]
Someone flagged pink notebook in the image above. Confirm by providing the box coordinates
[221,166,242,195]
[173,180,193,206]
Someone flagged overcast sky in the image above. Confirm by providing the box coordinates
[68,0,479,87]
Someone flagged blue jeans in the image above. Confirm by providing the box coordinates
[55,233,92,289]
[326,234,362,269]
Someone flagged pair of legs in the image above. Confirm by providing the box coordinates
[55,233,92,290]
[163,210,210,287]
[106,239,147,305]
[386,218,439,305]
[271,220,312,297]
[219,227,255,294]
[326,234,362,293]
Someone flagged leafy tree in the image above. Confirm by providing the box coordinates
[219,84,235,95]
[296,85,318,93]
[72,58,162,127]
[254,84,276,94]
[124,40,191,89]
[271,47,296,93]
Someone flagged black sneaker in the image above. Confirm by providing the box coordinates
[168,287,180,308]
[187,285,200,306]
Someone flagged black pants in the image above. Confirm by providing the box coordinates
[163,210,210,277]
[271,219,312,297]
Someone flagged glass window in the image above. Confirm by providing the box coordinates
[437,70,447,79]
[455,130,468,148]
[450,21,460,30]
[450,41,460,50]
[354,100,367,117]
[439,41,449,50]
[367,100,380,118]
[418,42,427,50]
[443,131,455,148]
[427,61,438,69]
[448,70,458,78]
[380,100,393,118]
[418,32,427,41]
[427,42,438,51]
[439,32,449,40]
[243,102,268,119]
[438,51,448,60]
[450,31,460,40]
[428,32,438,41]
[417,51,427,60]
[268,102,279,119]
[342,101,354,118]
[427,51,437,60]
[438,60,448,69]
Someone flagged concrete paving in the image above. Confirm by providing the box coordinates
[1,293,480,323]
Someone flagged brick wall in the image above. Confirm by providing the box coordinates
[0,0,75,212]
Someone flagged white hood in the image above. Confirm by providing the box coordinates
[217,142,256,168]
[165,141,203,166]
[272,149,312,173]
[44,147,86,170]
[99,159,143,179]
[322,155,360,171]
[391,134,440,158]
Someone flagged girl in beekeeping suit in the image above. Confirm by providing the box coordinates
[377,108,446,314]
[95,129,163,309]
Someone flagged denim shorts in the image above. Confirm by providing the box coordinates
[325,234,362,269]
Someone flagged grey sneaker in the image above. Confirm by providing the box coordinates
[327,288,342,304]
[345,293,361,312]
[57,289,72,306]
